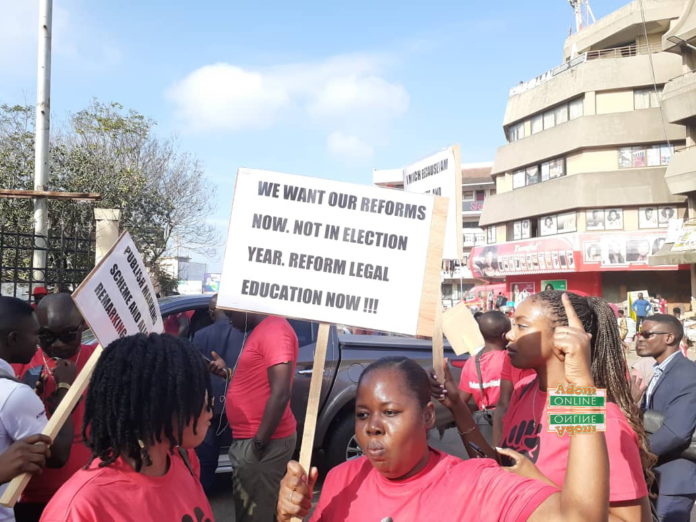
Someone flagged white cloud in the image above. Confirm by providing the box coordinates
[166,63,290,131]
[326,131,374,162]
[166,54,409,160]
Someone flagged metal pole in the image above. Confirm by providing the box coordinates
[32,0,52,288]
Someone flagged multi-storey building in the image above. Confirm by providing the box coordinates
[473,0,692,305]
[373,162,494,306]
[649,0,696,294]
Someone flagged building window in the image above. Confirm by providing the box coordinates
[513,219,531,240]
[462,190,474,201]
[531,114,543,134]
[543,110,555,130]
[634,88,660,110]
[568,97,583,120]
[514,157,564,189]
[486,226,496,244]
[506,96,583,143]
[618,144,673,168]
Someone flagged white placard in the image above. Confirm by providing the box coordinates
[218,168,447,336]
[73,232,163,347]
[403,146,462,259]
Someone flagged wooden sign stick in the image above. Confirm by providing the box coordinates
[432,290,445,382]
[293,322,331,521]
[0,345,103,507]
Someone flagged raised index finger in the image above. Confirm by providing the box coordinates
[561,293,583,329]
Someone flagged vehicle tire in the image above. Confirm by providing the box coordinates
[324,413,362,471]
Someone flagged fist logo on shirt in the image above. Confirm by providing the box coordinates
[502,419,542,463]
[181,507,212,522]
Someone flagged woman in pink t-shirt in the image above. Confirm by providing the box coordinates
[41,334,214,522]
[433,291,653,520]
[278,299,612,521]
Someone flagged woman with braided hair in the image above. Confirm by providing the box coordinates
[40,333,214,522]
[436,290,653,521]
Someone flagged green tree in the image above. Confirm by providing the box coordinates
[0,101,216,290]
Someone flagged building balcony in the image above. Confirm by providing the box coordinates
[661,70,696,123]
[664,145,696,195]
[462,200,485,213]
[493,110,685,175]
[563,0,686,59]
[479,169,685,226]
[504,52,681,125]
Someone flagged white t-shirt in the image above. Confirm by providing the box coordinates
[0,359,48,521]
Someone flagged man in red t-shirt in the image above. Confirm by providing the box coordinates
[212,313,298,522]
[13,293,95,521]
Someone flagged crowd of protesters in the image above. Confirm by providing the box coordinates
[0,287,695,521]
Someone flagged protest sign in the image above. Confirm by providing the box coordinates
[72,231,163,347]
[1,231,163,508]
[442,302,485,355]
[403,146,462,260]
[217,168,447,490]
[217,168,448,337]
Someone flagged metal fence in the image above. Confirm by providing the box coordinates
[0,216,95,301]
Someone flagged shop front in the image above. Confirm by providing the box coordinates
[470,231,688,303]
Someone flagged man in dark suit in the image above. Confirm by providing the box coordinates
[193,294,245,493]
[637,313,696,521]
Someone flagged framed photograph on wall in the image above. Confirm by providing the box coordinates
[658,206,676,227]
[639,207,658,229]
[586,209,605,231]
[556,212,576,234]
[540,215,557,236]
[605,208,623,230]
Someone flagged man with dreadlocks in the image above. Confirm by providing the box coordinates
[40,333,214,522]
[434,291,655,521]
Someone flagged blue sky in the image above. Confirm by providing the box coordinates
[1,0,628,271]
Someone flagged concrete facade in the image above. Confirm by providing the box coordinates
[478,0,692,303]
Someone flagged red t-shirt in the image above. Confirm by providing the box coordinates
[459,350,533,409]
[14,344,97,503]
[500,353,536,388]
[501,379,648,502]
[311,448,557,521]
[40,449,212,522]
[226,316,298,439]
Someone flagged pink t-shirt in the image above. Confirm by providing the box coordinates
[459,350,534,409]
[226,316,298,439]
[40,450,211,522]
[311,449,557,521]
[14,344,97,503]
[501,380,648,502]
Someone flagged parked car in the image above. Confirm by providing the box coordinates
[83,294,467,471]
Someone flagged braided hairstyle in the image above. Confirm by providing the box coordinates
[83,333,211,471]
[531,290,656,489]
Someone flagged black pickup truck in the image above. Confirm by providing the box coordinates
[145,295,466,471]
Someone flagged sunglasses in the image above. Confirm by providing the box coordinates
[637,331,671,339]
[38,327,82,347]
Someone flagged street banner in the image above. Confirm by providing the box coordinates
[218,168,448,337]
[72,231,163,347]
[403,146,462,260]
